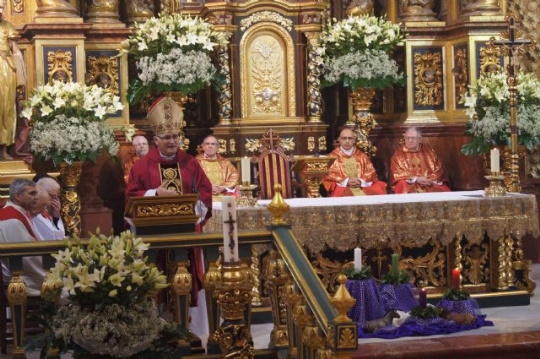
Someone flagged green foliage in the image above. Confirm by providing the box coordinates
[343,265,372,280]
[381,270,410,285]
[410,305,442,319]
[443,288,471,301]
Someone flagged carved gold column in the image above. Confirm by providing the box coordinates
[214,263,254,359]
[7,272,28,358]
[170,260,192,328]
[217,34,233,126]
[349,87,377,156]
[496,236,508,290]
[285,284,303,358]
[58,161,83,236]
[305,32,323,123]
[204,259,222,352]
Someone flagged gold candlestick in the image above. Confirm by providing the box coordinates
[237,183,258,207]
[484,172,507,197]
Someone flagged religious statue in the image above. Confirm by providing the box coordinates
[36,0,78,17]
[399,0,438,21]
[0,0,26,161]
[346,0,374,16]
[125,0,153,24]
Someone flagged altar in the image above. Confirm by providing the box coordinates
[205,191,539,295]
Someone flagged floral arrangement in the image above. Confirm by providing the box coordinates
[39,231,180,358]
[318,15,405,90]
[461,71,540,156]
[442,288,470,301]
[22,80,123,166]
[381,269,410,285]
[120,13,229,104]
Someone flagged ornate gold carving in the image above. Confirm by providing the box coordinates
[240,22,296,119]
[318,136,327,152]
[217,38,233,125]
[85,0,121,24]
[337,325,357,349]
[460,0,502,17]
[240,11,293,32]
[86,54,119,96]
[218,138,227,155]
[347,0,374,16]
[47,49,73,84]
[306,32,323,123]
[399,0,438,22]
[413,51,443,106]
[135,203,194,217]
[171,261,191,325]
[245,136,295,153]
[267,184,290,226]
[453,48,468,104]
[463,242,489,285]
[229,139,236,154]
[7,273,27,305]
[125,0,153,24]
[479,43,502,76]
[497,236,508,290]
[331,274,355,323]
[350,87,377,155]
[11,0,24,13]
[266,255,291,348]
[307,136,315,153]
[58,161,82,236]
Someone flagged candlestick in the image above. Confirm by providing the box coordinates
[241,157,251,185]
[451,268,461,290]
[391,253,399,275]
[419,288,427,308]
[221,196,239,262]
[354,248,362,271]
[490,148,500,173]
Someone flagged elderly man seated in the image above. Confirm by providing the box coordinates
[390,127,450,194]
[323,128,387,196]
[0,179,45,296]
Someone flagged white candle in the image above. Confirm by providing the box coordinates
[490,148,500,173]
[241,157,251,184]
[221,196,239,262]
[354,247,362,271]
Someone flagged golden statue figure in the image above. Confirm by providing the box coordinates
[36,0,79,17]
[125,0,153,24]
[399,0,438,21]
[0,0,26,161]
[85,0,121,24]
[346,0,374,16]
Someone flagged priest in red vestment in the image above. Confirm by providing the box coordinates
[323,128,387,196]
[196,135,239,202]
[125,96,213,338]
[390,127,450,194]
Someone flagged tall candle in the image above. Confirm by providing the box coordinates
[221,196,239,262]
[419,288,427,308]
[451,267,461,290]
[241,157,251,184]
[490,148,500,173]
[354,248,362,271]
[391,253,399,275]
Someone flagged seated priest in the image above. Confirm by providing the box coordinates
[323,128,387,196]
[390,126,451,194]
[196,135,239,202]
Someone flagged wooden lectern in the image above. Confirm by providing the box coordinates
[125,194,200,234]
[291,156,336,198]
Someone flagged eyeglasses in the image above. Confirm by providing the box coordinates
[340,136,356,141]
[404,136,421,141]
[155,134,180,141]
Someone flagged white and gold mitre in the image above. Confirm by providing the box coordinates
[147,96,185,135]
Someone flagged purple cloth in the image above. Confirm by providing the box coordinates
[379,283,419,312]
[346,278,385,325]
[358,315,494,339]
[436,298,482,316]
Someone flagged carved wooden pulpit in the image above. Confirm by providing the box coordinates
[291,156,336,198]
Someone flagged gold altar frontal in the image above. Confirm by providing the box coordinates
[206,191,539,297]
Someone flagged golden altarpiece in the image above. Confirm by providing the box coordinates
[1,0,540,308]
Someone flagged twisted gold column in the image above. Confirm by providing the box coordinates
[58,161,83,237]
[349,87,377,156]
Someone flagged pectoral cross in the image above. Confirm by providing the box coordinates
[488,13,535,193]
[224,212,236,254]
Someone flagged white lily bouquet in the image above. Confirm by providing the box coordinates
[41,231,181,359]
[318,15,405,90]
[22,80,123,166]
[120,13,229,104]
[461,71,540,156]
